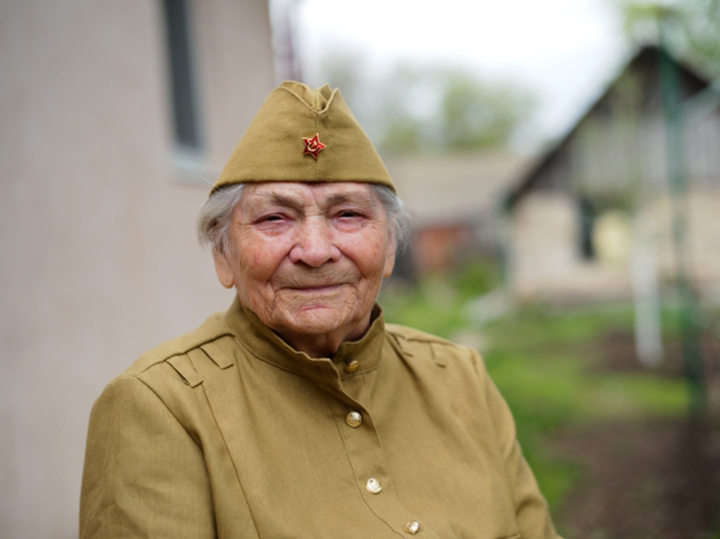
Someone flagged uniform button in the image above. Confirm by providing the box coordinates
[345,359,359,373]
[404,521,420,535]
[366,477,382,494]
[346,411,363,428]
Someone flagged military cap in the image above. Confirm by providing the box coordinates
[212,81,395,193]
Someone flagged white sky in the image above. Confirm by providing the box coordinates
[290,0,632,149]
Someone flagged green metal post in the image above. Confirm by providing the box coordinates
[658,45,707,417]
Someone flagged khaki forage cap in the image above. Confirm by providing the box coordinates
[212,81,395,194]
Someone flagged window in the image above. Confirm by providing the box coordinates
[578,197,596,260]
[162,0,202,152]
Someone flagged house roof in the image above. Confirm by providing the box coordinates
[505,44,713,209]
[384,151,529,226]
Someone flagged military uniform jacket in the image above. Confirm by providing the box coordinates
[80,298,560,538]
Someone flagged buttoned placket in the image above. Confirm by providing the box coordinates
[320,360,436,538]
[227,300,438,537]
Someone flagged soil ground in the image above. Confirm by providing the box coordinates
[549,330,720,539]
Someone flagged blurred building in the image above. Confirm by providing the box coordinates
[506,46,720,302]
[0,1,274,537]
[386,152,528,276]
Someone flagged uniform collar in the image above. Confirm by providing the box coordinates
[224,296,386,383]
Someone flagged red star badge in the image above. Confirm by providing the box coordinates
[302,133,326,160]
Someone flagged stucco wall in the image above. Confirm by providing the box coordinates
[510,189,720,302]
[0,1,274,537]
[509,192,631,301]
[641,189,720,289]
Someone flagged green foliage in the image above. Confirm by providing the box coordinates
[438,71,527,150]
[377,66,535,154]
[618,0,720,76]
[483,305,688,511]
[380,117,425,154]
[381,278,468,339]
[381,258,501,337]
[449,258,502,302]
[309,56,536,155]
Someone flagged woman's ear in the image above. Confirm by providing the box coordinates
[383,240,396,278]
[213,248,235,289]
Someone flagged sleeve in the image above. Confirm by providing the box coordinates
[79,375,216,539]
[479,353,563,539]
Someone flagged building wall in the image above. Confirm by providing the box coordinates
[0,1,275,537]
[509,193,631,301]
[383,152,527,277]
[510,189,720,302]
[413,225,475,275]
[640,189,720,288]
[510,193,577,296]
[686,190,720,287]
[508,54,720,303]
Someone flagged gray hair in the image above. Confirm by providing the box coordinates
[197,183,411,254]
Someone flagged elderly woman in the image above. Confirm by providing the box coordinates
[80,82,561,538]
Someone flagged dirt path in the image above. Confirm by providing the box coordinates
[550,420,720,538]
[548,330,720,538]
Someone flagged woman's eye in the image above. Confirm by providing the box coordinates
[261,214,284,222]
[253,214,288,227]
[338,211,361,218]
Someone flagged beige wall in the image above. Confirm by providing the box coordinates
[0,1,275,537]
[509,192,631,301]
[510,189,720,302]
[641,189,720,289]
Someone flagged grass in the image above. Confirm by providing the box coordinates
[380,271,691,512]
[482,340,688,509]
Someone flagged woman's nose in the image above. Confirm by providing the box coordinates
[288,218,341,267]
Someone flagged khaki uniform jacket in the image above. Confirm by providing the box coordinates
[80,299,560,538]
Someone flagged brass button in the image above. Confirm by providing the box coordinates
[345,359,359,373]
[366,477,382,494]
[346,411,363,428]
[404,521,420,535]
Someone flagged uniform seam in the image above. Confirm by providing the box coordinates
[133,333,235,376]
[230,327,384,378]
[325,393,405,537]
[232,333,363,380]
[340,363,380,380]
[192,349,263,538]
[278,85,336,114]
[385,327,454,346]
[314,114,319,180]
[237,343,331,377]
[128,375,203,451]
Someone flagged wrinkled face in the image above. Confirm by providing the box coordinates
[213,182,396,353]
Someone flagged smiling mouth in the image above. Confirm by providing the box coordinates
[288,284,345,293]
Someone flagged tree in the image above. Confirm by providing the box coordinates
[309,55,535,155]
[619,0,720,76]
[436,69,530,151]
